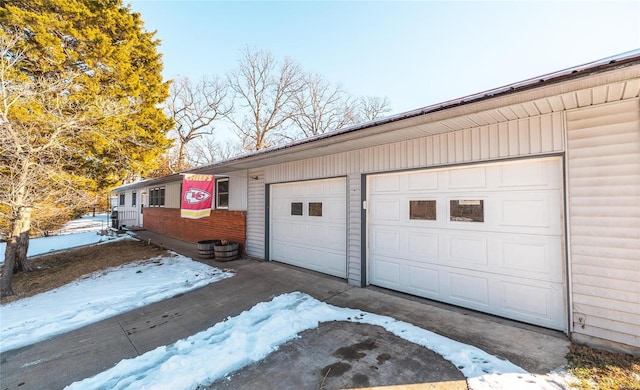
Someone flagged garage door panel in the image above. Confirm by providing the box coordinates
[271,178,347,279]
[497,158,562,189]
[322,198,347,219]
[371,199,401,221]
[448,272,490,306]
[500,238,563,282]
[407,232,439,258]
[500,278,564,328]
[448,235,489,265]
[502,281,556,318]
[448,166,487,189]
[407,265,440,295]
[407,171,439,191]
[371,229,401,252]
[372,175,400,192]
[368,157,566,330]
[371,257,401,286]
[501,199,549,228]
[324,179,347,195]
[323,228,347,252]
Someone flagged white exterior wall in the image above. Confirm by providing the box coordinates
[142,170,248,212]
[115,189,141,227]
[566,99,640,349]
[246,168,266,258]
[228,170,248,211]
[347,174,362,286]
[261,112,565,286]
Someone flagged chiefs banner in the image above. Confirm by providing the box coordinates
[180,174,214,219]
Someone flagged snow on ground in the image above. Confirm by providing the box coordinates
[0,253,234,353]
[66,292,574,390]
[56,213,112,234]
[1,213,575,389]
[0,214,114,262]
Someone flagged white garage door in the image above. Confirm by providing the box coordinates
[270,178,347,278]
[368,157,565,330]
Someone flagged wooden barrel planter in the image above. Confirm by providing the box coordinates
[214,242,239,262]
[197,240,221,259]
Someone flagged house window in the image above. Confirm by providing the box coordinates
[450,200,484,222]
[149,187,165,207]
[119,193,125,206]
[132,191,137,206]
[291,202,303,216]
[309,202,322,217]
[216,178,229,209]
[410,200,436,220]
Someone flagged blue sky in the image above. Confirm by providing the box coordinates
[129,1,640,115]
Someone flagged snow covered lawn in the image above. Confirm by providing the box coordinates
[66,292,573,390]
[0,253,234,353]
[0,214,115,263]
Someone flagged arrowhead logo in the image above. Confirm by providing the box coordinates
[184,188,211,204]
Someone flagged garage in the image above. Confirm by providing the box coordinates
[270,177,347,278]
[367,157,566,330]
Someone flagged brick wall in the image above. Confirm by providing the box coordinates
[143,208,247,254]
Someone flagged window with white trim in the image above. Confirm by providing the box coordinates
[119,193,125,206]
[149,187,165,207]
[132,191,137,206]
[216,178,229,209]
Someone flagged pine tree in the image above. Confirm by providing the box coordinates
[0,0,172,297]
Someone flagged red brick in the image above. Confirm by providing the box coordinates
[143,208,247,254]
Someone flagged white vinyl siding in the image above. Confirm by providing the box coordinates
[228,170,248,211]
[566,99,640,348]
[263,112,564,285]
[246,168,265,258]
[265,112,564,183]
[347,174,362,286]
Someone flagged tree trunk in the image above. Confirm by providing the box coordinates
[14,209,32,272]
[176,141,187,171]
[1,207,32,297]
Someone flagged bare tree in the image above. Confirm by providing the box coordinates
[290,73,357,139]
[226,47,303,151]
[0,34,134,297]
[357,95,392,122]
[165,76,229,171]
[187,136,243,165]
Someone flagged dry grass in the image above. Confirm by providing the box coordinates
[1,239,169,304]
[567,343,640,389]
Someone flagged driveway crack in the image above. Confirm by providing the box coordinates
[116,315,140,356]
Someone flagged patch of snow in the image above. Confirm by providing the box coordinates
[56,213,112,234]
[66,292,574,390]
[0,213,116,263]
[0,254,234,353]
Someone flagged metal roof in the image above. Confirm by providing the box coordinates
[114,49,640,191]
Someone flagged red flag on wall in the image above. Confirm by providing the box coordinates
[181,174,214,219]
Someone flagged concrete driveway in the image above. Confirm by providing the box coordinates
[0,231,569,389]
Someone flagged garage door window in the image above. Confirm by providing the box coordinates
[410,200,436,220]
[291,202,303,216]
[450,200,484,222]
[309,202,323,217]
